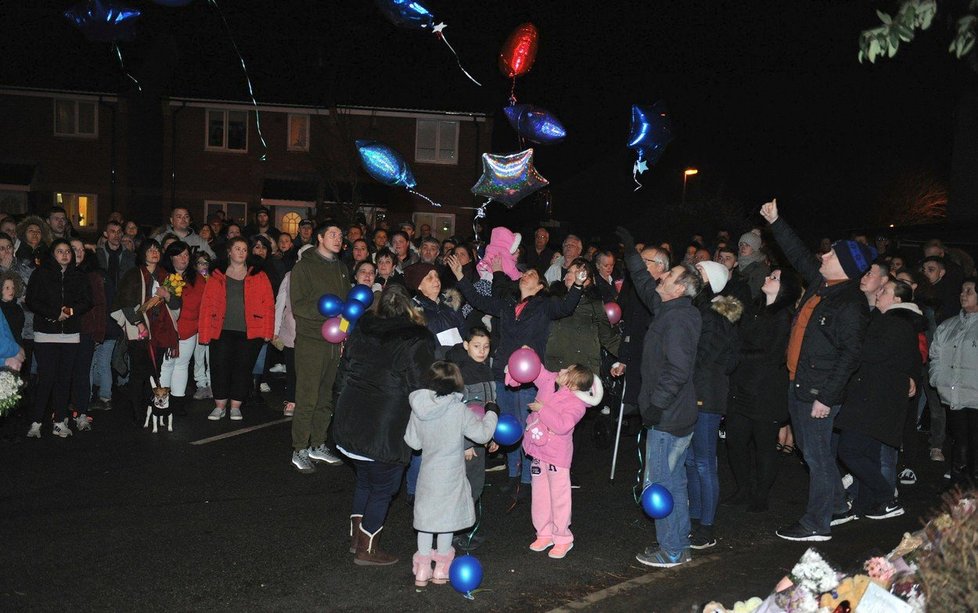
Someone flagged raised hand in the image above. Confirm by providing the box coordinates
[445,254,464,280]
[760,198,779,224]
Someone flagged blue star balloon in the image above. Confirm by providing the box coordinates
[640,484,674,520]
[374,0,435,31]
[627,102,673,167]
[64,0,141,43]
[449,555,483,595]
[356,140,417,189]
[470,149,549,208]
[347,284,374,309]
[493,413,523,447]
[503,105,566,145]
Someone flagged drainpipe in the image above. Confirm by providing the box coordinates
[98,97,117,215]
[170,101,187,208]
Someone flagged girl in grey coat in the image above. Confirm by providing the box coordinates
[405,362,498,588]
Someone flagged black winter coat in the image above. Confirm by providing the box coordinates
[456,273,582,381]
[332,314,436,465]
[693,293,743,415]
[617,276,653,407]
[25,259,93,336]
[624,250,701,436]
[729,301,793,422]
[414,293,467,359]
[835,306,922,448]
[770,217,869,406]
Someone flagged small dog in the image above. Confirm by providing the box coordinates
[143,377,172,433]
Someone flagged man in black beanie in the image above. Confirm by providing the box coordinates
[761,199,873,542]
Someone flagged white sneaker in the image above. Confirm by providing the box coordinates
[292,449,316,473]
[75,414,92,431]
[259,382,271,393]
[207,407,226,420]
[308,443,343,465]
[52,419,73,438]
[898,468,917,485]
[841,473,854,489]
[269,363,286,374]
[27,422,42,438]
[230,407,243,421]
[194,386,213,400]
[600,406,611,416]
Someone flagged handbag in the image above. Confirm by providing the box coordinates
[111,336,130,377]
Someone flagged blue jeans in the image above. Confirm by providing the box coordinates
[788,386,848,534]
[90,339,116,399]
[685,412,722,526]
[406,451,422,496]
[350,459,405,533]
[642,427,693,556]
[496,381,534,484]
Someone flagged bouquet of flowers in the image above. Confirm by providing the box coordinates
[163,273,186,297]
[0,368,24,416]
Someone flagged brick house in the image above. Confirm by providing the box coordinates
[0,86,492,240]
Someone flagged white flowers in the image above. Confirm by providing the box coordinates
[789,548,840,595]
[0,369,24,416]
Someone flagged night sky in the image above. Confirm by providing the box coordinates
[3,1,975,239]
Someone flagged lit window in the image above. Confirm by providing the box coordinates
[415,119,458,164]
[54,100,97,137]
[205,109,248,152]
[281,212,301,236]
[287,115,310,151]
[55,192,97,228]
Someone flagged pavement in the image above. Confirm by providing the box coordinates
[0,381,949,612]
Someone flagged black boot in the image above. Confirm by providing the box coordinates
[172,395,187,417]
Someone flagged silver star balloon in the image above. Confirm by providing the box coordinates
[470,149,549,208]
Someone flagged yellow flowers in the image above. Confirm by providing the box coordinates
[163,273,186,297]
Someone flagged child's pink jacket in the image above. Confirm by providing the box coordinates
[521,368,587,469]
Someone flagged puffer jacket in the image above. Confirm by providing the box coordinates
[693,293,743,415]
[929,310,978,410]
[770,217,869,406]
[544,292,621,376]
[25,257,93,336]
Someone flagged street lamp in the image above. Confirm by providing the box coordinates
[682,168,699,205]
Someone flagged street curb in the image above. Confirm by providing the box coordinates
[546,553,722,612]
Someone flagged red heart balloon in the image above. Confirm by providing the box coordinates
[499,22,539,78]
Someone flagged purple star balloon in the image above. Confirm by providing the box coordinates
[470,149,549,208]
[627,101,673,166]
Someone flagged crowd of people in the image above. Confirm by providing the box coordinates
[1,199,976,581]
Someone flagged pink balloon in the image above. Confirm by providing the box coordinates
[321,317,348,344]
[604,302,622,325]
[467,402,485,418]
[507,347,542,384]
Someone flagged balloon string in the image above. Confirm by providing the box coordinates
[632,427,645,505]
[208,0,268,161]
[436,32,482,86]
[113,43,141,92]
[407,188,442,207]
[464,497,483,549]
[472,200,489,242]
[508,78,517,106]
[632,152,644,192]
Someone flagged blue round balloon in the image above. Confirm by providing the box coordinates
[317,294,343,318]
[493,413,522,447]
[356,139,417,189]
[347,284,374,309]
[342,299,366,322]
[640,484,674,519]
[449,555,483,594]
[374,0,435,31]
[503,104,567,145]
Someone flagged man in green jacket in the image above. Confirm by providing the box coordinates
[290,222,350,473]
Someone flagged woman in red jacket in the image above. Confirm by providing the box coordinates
[198,237,274,421]
[159,241,206,417]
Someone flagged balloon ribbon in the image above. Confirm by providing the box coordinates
[208,0,269,161]
[433,24,482,86]
[113,43,141,92]
[471,199,490,241]
[407,188,442,207]
[632,152,647,192]
[632,427,645,505]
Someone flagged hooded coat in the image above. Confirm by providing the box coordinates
[332,314,435,465]
[836,305,923,447]
[404,389,497,532]
[693,293,743,415]
[729,300,793,422]
[929,309,978,411]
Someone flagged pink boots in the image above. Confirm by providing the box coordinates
[431,548,455,584]
[413,552,434,587]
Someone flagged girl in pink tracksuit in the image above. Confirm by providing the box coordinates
[519,364,603,559]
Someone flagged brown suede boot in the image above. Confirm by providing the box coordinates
[349,515,362,554]
[354,525,398,566]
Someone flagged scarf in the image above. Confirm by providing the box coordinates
[141,266,180,358]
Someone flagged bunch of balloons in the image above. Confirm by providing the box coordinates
[318,284,374,344]
[373,0,482,86]
[627,102,674,190]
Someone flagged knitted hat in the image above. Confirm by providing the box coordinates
[832,240,877,280]
[403,263,436,291]
[738,232,762,251]
[696,261,730,294]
